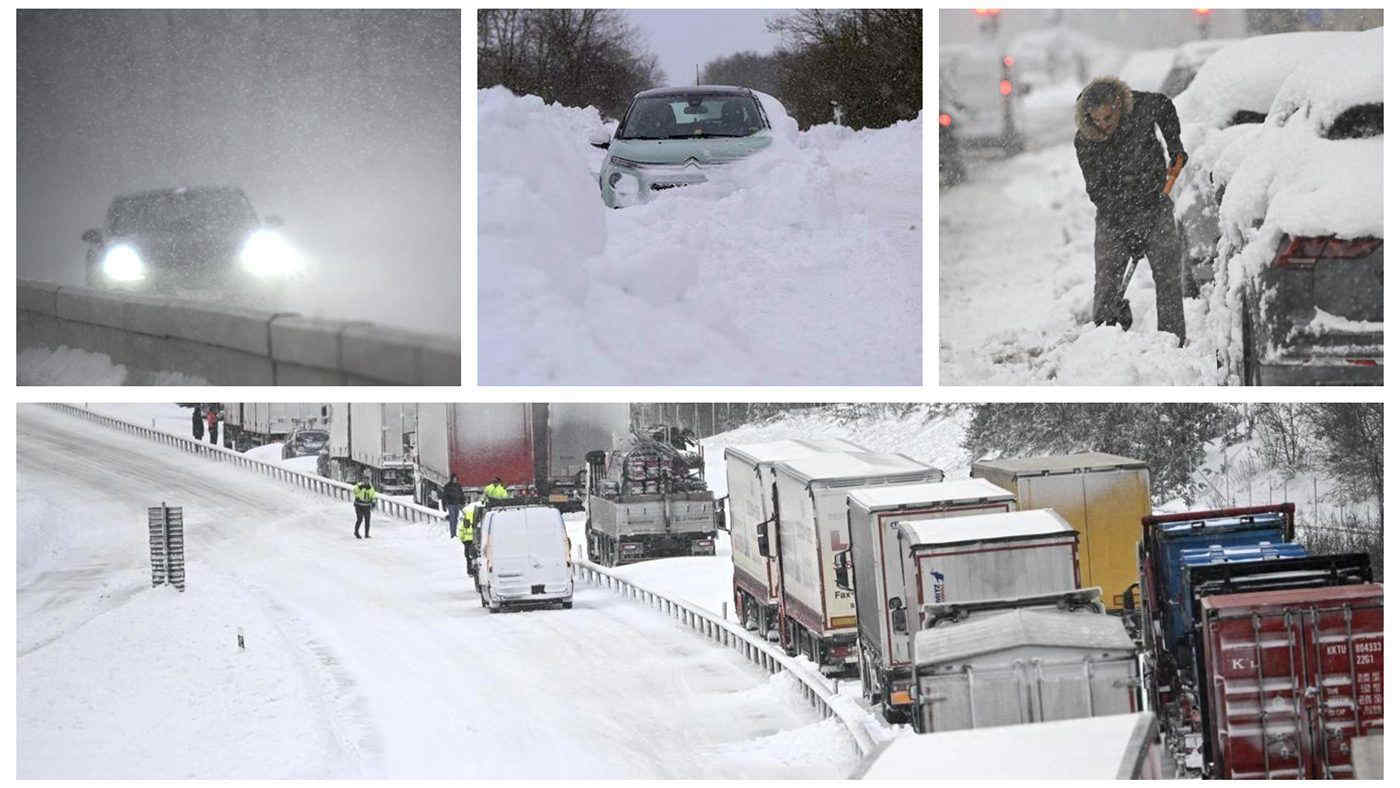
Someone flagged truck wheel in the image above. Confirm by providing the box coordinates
[561,600,573,610]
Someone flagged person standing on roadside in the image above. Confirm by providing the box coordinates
[442,473,465,539]
[353,473,377,539]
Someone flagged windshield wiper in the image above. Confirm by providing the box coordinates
[665,132,749,139]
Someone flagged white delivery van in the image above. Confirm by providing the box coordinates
[479,504,574,612]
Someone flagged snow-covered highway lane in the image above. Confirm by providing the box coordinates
[18,406,858,778]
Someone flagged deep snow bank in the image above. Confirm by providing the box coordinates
[477,87,921,385]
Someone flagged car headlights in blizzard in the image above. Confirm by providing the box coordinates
[100,244,145,282]
[238,229,300,278]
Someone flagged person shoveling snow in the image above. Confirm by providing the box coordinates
[1074,76,1188,346]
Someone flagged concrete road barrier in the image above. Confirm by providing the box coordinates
[18,279,460,385]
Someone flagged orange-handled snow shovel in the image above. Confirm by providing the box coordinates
[1113,153,1187,329]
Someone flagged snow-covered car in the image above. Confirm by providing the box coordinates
[82,185,299,293]
[479,504,574,612]
[591,86,773,209]
[1008,26,1123,93]
[1172,31,1361,295]
[281,427,330,460]
[1157,38,1238,98]
[1117,47,1177,93]
[1214,27,1382,385]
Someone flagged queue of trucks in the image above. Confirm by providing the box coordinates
[720,441,1383,777]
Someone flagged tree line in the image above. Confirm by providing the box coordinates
[477,9,922,130]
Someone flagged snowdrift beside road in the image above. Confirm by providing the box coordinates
[477,87,921,385]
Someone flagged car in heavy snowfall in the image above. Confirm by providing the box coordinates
[281,426,330,460]
[1156,38,1238,98]
[1216,27,1382,385]
[590,86,774,209]
[1173,31,1362,295]
[938,42,1024,154]
[478,503,574,612]
[81,185,298,293]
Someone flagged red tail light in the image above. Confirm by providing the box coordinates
[1273,235,1381,268]
[1003,55,1015,67]
[999,80,1013,96]
[1346,359,1378,367]
[938,113,952,127]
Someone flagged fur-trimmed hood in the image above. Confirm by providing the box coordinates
[1075,76,1134,141]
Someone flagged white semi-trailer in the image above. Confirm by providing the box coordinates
[724,438,867,642]
[770,452,942,675]
[843,478,1017,721]
[220,403,327,451]
[325,403,418,496]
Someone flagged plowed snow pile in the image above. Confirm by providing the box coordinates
[478,87,921,385]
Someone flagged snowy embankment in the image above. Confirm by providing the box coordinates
[478,86,921,385]
[19,405,858,778]
[19,346,209,385]
[940,144,1218,385]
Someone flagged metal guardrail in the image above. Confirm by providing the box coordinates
[572,561,877,758]
[49,404,442,525]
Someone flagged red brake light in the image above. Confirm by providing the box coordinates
[1003,55,1015,67]
[939,113,952,127]
[1273,235,1381,268]
[999,80,1013,96]
[1194,8,1212,15]
[974,8,1001,16]
[1346,359,1379,367]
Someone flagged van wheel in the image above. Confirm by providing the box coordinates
[561,601,573,610]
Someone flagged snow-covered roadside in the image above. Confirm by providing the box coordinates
[20,406,860,778]
[940,145,1218,385]
[19,346,209,385]
[478,87,921,385]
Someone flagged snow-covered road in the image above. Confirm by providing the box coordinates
[18,406,858,778]
[939,133,1219,385]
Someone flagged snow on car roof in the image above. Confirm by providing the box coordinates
[1267,26,1381,136]
[1171,38,1239,69]
[635,85,751,98]
[775,452,936,485]
[913,606,1134,665]
[847,478,1014,510]
[858,712,1154,780]
[724,438,866,465]
[1174,30,1359,127]
[895,508,1074,547]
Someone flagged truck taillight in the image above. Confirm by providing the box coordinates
[939,113,952,127]
[999,80,1013,96]
[1346,359,1378,367]
[1273,235,1381,268]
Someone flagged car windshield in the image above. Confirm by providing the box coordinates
[108,189,258,235]
[618,94,765,140]
[295,430,329,448]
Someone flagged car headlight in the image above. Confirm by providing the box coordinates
[609,155,649,169]
[101,244,145,282]
[238,229,300,277]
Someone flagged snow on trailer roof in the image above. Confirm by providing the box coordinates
[723,438,866,465]
[774,452,936,485]
[972,452,1146,475]
[857,712,1157,780]
[848,478,1014,510]
[913,606,1134,666]
[1198,581,1383,613]
[895,508,1074,547]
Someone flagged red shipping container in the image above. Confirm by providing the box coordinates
[1198,583,1383,779]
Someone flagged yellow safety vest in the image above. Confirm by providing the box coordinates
[353,484,377,503]
[484,483,508,499]
[457,512,475,543]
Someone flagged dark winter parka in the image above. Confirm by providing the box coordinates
[442,480,465,507]
[1074,77,1186,227]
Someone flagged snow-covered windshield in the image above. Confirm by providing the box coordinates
[618,94,766,140]
[108,189,258,236]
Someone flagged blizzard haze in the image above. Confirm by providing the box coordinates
[17,10,460,336]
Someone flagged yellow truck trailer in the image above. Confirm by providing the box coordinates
[971,452,1149,608]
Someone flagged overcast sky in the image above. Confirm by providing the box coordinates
[625,9,792,86]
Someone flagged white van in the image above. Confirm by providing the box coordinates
[479,505,574,612]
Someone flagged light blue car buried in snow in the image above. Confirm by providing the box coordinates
[591,86,774,208]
